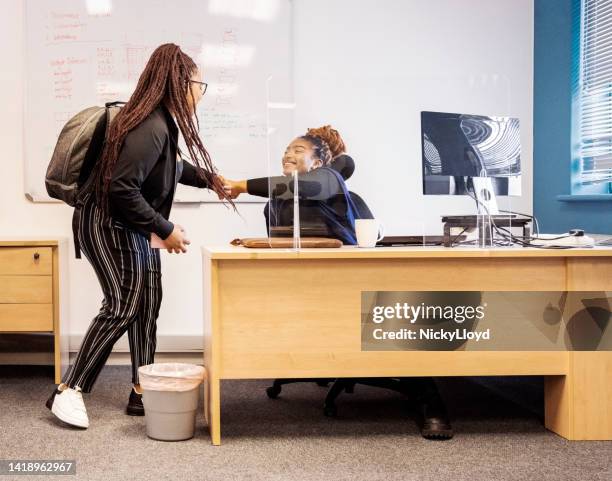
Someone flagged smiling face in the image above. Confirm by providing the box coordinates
[281,138,322,175]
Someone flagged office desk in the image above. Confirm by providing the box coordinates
[202,245,612,445]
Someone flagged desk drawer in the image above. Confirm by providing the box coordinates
[0,276,53,303]
[0,304,53,331]
[0,247,53,275]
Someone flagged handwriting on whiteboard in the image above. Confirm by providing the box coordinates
[25,0,292,201]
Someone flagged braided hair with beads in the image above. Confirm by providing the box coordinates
[94,43,234,209]
[298,134,333,166]
[305,125,346,158]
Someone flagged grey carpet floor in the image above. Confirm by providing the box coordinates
[0,365,610,481]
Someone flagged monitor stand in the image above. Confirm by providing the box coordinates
[441,214,531,247]
[471,177,499,215]
[442,176,530,247]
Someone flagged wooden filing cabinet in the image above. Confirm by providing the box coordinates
[0,240,68,383]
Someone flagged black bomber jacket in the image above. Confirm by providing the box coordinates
[108,104,211,239]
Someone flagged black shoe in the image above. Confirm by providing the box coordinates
[417,395,453,440]
[126,388,144,416]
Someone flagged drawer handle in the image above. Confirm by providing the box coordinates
[33,252,40,261]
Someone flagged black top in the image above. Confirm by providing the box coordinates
[108,104,210,239]
[245,155,355,198]
[245,156,365,244]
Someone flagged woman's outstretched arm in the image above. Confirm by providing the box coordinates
[229,155,355,200]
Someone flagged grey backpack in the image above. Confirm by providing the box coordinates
[45,101,124,206]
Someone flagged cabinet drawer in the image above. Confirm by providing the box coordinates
[0,304,53,331]
[0,247,52,275]
[0,276,52,303]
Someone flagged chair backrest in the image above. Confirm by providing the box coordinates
[331,154,355,180]
[349,191,374,219]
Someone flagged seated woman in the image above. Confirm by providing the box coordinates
[225,127,452,439]
[224,125,365,244]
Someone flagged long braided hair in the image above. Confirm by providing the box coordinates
[95,43,233,208]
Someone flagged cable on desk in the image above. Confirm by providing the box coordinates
[465,190,578,249]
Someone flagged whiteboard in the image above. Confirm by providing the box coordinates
[24,0,293,202]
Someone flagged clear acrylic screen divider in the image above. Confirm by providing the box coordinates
[470,73,518,249]
[262,71,519,252]
[487,74,522,249]
[265,74,298,249]
[417,73,517,249]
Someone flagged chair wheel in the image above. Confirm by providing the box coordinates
[324,404,337,417]
[266,386,281,399]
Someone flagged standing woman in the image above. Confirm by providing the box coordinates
[46,43,232,429]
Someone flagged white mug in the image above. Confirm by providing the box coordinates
[355,219,384,248]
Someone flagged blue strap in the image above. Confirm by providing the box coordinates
[316,167,359,245]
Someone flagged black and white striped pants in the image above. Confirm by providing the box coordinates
[62,194,162,393]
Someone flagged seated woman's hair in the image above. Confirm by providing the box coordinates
[306,125,346,158]
[298,134,333,166]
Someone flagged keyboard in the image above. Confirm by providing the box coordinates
[377,235,466,246]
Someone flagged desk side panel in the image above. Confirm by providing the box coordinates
[203,256,221,444]
[545,258,612,440]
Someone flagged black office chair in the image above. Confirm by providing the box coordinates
[267,376,431,417]
[266,333,452,437]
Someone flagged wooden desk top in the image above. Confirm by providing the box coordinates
[0,238,64,247]
[202,244,612,260]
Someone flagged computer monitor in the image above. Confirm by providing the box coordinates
[421,111,521,199]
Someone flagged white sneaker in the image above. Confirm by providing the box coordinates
[46,385,89,429]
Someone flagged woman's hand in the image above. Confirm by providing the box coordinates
[162,224,190,253]
[218,176,246,199]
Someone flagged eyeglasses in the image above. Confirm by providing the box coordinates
[189,79,208,95]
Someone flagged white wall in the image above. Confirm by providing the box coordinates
[293,0,534,234]
[0,0,534,352]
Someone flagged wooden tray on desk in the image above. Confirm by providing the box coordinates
[230,237,342,248]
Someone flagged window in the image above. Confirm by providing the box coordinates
[573,0,612,195]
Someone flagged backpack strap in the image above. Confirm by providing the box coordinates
[72,206,82,259]
[72,102,125,260]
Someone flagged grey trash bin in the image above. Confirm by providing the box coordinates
[138,363,206,441]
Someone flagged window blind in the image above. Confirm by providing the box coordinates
[578,0,612,188]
